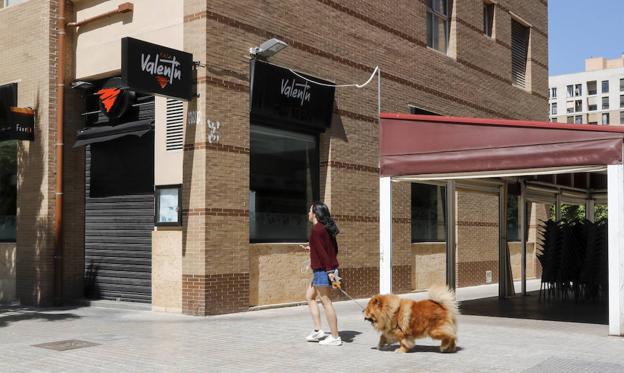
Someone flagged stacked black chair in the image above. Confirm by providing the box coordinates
[537,219,608,302]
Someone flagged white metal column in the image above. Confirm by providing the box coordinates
[608,164,624,336]
[519,181,527,295]
[446,180,456,290]
[379,177,393,294]
[499,182,509,298]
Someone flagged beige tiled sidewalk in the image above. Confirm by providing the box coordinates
[1,281,623,373]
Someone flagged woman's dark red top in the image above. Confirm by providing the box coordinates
[309,222,339,271]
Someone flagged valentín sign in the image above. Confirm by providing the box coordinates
[122,37,193,100]
[280,79,311,106]
[250,60,335,132]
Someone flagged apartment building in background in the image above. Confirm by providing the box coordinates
[549,55,624,125]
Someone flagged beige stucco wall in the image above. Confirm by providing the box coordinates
[152,230,182,312]
[0,243,16,303]
[586,56,624,72]
[249,244,310,306]
[73,0,183,80]
[411,242,446,291]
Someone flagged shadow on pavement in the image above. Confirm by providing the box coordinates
[339,330,361,343]
[374,344,464,353]
[459,291,608,325]
[0,306,82,328]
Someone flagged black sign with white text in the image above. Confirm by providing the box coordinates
[0,83,34,141]
[122,37,193,100]
[250,60,335,132]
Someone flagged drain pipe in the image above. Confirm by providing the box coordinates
[53,0,66,306]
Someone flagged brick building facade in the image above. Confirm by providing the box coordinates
[0,0,548,314]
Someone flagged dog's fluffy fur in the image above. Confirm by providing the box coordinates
[363,286,459,353]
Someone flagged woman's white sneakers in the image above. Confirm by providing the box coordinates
[305,330,327,342]
[305,330,343,346]
[319,335,343,346]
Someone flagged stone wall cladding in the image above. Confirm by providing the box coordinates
[338,267,379,299]
[456,190,500,288]
[183,0,547,313]
[458,260,499,288]
[182,273,249,315]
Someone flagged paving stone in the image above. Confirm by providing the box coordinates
[1,282,623,372]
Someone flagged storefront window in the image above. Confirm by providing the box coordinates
[0,140,16,241]
[250,126,318,242]
[411,183,446,242]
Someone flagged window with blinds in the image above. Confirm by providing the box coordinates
[511,20,530,89]
[165,98,184,151]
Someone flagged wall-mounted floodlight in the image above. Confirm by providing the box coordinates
[249,38,288,59]
[71,80,95,90]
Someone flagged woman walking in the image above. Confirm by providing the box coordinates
[303,202,342,346]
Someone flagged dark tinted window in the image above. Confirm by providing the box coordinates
[483,3,495,37]
[412,183,446,242]
[0,141,16,241]
[250,126,318,242]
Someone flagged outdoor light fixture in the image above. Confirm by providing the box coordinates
[249,38,288,59]
[71,80,95,90]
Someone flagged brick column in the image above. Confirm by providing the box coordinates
[182,0,250,315]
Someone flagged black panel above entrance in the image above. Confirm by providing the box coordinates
[73,119,154,148]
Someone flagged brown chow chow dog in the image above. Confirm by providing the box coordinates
[363,286,459,353]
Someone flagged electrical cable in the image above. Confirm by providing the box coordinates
[287,66,379,89]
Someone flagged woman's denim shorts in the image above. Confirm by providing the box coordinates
[312,270,330,287]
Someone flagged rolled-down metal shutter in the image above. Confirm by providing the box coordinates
[84,95,155,303]
[84,145,154,303]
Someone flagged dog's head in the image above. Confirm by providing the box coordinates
[363,295,385,329]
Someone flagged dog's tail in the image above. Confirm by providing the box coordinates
[428,285,460,320]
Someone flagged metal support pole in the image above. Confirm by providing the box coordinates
[379,177,393,294]
[446,180,456,291]
[499,182,509,298]
[555,193,562,221]
[608,164,624,335]
[585,199,595,222]
[519,181,527,295]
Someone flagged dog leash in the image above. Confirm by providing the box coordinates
[330,271,366,311]
[301,256,366,311]
[335,286,366,311]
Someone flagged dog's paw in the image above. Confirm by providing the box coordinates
[440,346,457,353]
[394,348,407,353]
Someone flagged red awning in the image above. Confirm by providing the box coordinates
[379,113,624,178]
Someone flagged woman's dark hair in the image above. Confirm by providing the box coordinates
[312,202,340,237]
